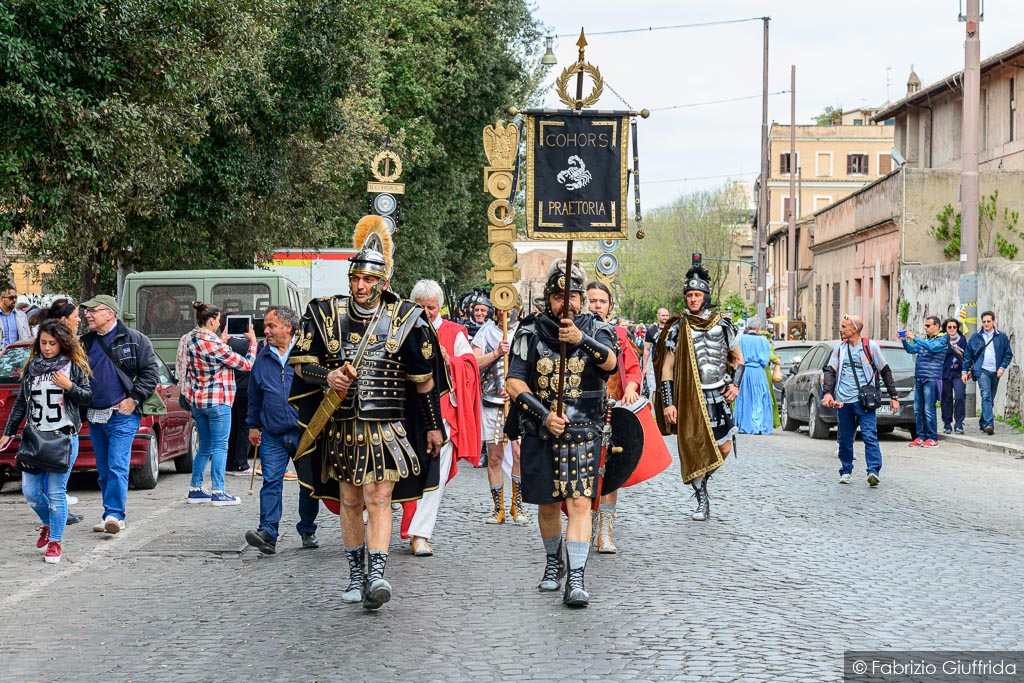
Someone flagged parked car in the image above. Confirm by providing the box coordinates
[771,340,816,404]
[0,341,197,492]
[779,339,918,439]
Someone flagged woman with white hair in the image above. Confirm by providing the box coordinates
[398,279,482,556]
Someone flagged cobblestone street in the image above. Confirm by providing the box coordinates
[2,428,1022,682]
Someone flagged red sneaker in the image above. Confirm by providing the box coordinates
[908,438,924,447]
[36,525,50,551]
[44,541,62,564]
[922,439,939,447]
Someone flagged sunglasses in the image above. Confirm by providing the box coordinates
[1,295,16,300]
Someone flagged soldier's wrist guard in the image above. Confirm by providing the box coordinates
[732,364,745,388]
[515,392,551,424]
[578,334,612,364]
[659,380,674,408]
[416,386,443,431]
[300,363,330,387]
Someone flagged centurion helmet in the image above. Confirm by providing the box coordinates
[683,264,712,310]
[349,215,393,306]
[541,258,587,317]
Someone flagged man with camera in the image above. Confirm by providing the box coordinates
[821,315,900,487]
[901,316,948,448]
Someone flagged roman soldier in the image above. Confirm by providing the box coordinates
[653,265,744,521]
[472,300,526,525]
[287,215,449,610]
[505,259,619,607]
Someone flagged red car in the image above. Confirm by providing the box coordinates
[0,341,197,492]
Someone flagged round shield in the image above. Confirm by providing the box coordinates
[596,253,618,276]
[380,214,397,235]
[373,193,397,216]
[601,407,644,494]
[599,239,620,252]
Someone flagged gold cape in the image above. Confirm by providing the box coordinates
[653,312,726,483]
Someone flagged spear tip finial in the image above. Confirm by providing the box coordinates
[576,28,587,60]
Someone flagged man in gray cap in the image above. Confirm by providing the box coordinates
[79,295,161,533]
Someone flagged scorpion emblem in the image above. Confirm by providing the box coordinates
[556,155,592,191]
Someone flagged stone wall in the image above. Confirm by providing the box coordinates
[900,258,1022,420]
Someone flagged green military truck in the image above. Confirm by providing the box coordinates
[120,270,304,365]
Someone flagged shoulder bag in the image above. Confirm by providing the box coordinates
[96,335,167,416]
[16,423,73,473]
[846,340,881,411]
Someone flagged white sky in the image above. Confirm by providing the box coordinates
[530,0,1024,209]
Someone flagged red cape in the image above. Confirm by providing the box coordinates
[400,317,482,537]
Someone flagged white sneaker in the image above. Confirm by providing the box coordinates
[839,473,852,484]
[103,516,124,534]
[66,495,79,505]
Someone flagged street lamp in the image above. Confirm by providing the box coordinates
[541,35,557,65]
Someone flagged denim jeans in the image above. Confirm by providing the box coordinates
[190,403,232,491]
[941,375,966,430]
[23,436,79,542]
[976,369,1000,430]
[913,378,939,441]
[92,411,142,521]
[258,431,319,540]
[836,401,882,476]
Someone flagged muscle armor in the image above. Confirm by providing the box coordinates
[290,295,440,487]
[508,314,619,500]
[692,324,733,390]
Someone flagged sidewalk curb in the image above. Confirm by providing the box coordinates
[943,433,1024,458]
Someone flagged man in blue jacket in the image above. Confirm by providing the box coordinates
[961,310,1014,435]
[244,306,320,555]
[902,316,948,448]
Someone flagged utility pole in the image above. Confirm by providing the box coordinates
[787,64,797,324]
[960,0,981,328]
[755,16,771,326]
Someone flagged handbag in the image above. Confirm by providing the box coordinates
[771,362,783,383]
[846,342,881,411]
[16,423,74,473]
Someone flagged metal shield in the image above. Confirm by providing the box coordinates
[601,406,644,494]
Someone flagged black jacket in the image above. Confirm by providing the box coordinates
[80,321,161,408]
[4,362,92,436]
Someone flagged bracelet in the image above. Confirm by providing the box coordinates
[659,380,674,408]
[578,333,613,364]
[515,392,551,424]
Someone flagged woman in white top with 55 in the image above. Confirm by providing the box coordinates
[0,320,92,564]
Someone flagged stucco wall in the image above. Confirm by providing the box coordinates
[900,258,1022,420]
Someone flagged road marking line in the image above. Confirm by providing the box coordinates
[3,495,182,607]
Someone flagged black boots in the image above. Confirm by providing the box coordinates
[342,546,366,604]
[563,564,589,607]
[691,477,710,521]
[363,551,392,610]
[537,541,565,592]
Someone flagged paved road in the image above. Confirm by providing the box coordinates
[1,427,1022,682]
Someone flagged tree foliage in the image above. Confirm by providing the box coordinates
[928,190,1023,261]
[615,182,752,322]
[1,0,544,298]
[814,105,843,126]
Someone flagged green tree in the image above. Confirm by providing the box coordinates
[616,181,752,321]
[1,0,544,298]
[814,105,843,126]
[928,190,1023,261]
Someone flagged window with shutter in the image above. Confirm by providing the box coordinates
[878,154,892,175]
[847,154,868,175]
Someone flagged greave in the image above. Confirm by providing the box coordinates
[509,479,528,523]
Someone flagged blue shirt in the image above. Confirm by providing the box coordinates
[88,327,129,409]
[0,310,18,345]
[827,340,888,404]
[246,340,299,435]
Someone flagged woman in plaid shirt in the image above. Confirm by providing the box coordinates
[182,301,256,506]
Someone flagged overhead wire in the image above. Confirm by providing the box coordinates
[555,17,766,38]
